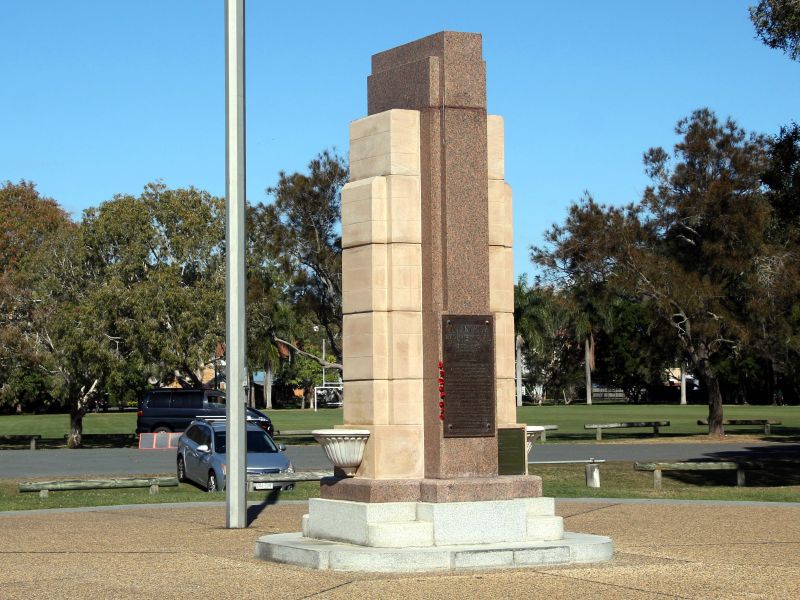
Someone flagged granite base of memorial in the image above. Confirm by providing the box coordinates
[254,489,612,572]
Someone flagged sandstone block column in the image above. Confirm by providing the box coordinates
[487,115,518,429]
[341,109,425,479]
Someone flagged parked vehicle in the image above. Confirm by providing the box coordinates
[177,419,294,492]
[136,388,274,436]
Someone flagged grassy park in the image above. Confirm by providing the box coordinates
[2,460,798,512]
[2,404,798,511]
[2,404,799,443]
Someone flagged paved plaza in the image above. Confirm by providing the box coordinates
[1,499,797,599]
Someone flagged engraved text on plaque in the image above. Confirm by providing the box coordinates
[442,315,495,437]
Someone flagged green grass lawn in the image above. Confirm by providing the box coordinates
[536,461,800,502]
[2,404,799,443]
[517,404,800,441]
[2,461,797,512]
[0,410,345,440]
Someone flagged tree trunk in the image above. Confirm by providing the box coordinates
[769,359,778,405]
[248,373,255,408]
[264,363,273,410]
[67,407,85,448]
[66,379,99,448]
[680,364,687,405]
[697,365,724,436]
[584,337,592,405]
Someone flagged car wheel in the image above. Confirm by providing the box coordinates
[153,426,172,433]
[207,471,218,493]
[177,456,187,483]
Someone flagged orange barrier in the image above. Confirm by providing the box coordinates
[138,432,182,450]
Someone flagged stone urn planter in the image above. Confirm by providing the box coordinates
[525,425,545,457]
[312,429,371,476]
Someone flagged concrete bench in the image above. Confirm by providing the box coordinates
[528,459,606,488]
[0,434,42,450]
[585,421,670,441]
[536,425,559,442]
[247,470,334,492]
[19,476,179,498]
[696,419,781,435]
[634,461,757,490]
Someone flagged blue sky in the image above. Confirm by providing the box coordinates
[1,1,797,277]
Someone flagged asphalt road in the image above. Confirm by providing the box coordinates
[1,442,797,479]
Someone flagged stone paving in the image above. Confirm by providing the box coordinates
[0,500,797,599]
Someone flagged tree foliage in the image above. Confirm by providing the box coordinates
[533,109,774,434]
[257,150,348,362]
[0,147,349,428]
[514,277,583,402]
[750,0,800,61]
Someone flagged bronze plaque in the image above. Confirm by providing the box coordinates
[442,315,495,437]
[497,428,526,475]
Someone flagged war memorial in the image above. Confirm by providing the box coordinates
[255,31,613,572]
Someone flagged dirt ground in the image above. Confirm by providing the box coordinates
[1,499,797,599]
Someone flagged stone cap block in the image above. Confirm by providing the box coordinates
[368,31,486,113]
[320,475,542,503]
[350,110,420,181]
[420,476,542,503]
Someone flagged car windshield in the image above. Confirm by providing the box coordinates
[214,430,277,454]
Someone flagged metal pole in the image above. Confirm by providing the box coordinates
[515,334,523,407]
[680,363,687,405]
[225,0,247,529]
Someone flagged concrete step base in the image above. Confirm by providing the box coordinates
[305,497,566,547]
[255,531,613,573]
[526,515,564,541]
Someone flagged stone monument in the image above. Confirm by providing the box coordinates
[256,31,612,572]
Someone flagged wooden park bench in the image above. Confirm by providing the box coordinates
[585,421,669,441]
[528,459,606,488]
[0,434,42,450]
[62,433,138,446]
[697,419,781,435]
[19,476,179,498]
[273,430,316,440]
[634,461,758,489]
[247,470,334,491]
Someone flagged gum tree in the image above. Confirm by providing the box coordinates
[535,110,769,435]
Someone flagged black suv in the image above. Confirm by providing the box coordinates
[136,389,274,436]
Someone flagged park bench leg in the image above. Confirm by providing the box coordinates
[653,424,659,436]
[39,489,49,499]
[30,438,36,450]
[585,463,601,488]
[736,468,745,487]
[653,469,662,490]
[764,424,770,435]
[540,430,546,443]
[149,484,159,495]
[596,428,602,441]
